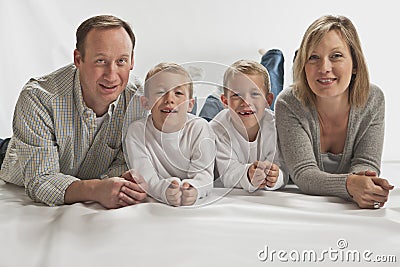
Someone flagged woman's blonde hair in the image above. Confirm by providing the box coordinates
[293,15,369,107]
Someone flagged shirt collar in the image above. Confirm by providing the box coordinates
[108,95,120,116]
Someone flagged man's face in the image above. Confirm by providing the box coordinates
[74,27,134,116]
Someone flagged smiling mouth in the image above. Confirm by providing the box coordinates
[101,84,118,90]
[317,78,336,84]
[238,111,255,115]
[161,109,178,113]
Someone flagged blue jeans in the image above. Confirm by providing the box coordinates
[0,138,10,169]
[260,49,285,110]
[199,95,224,122]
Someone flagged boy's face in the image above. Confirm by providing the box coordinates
[142,71,194,133]
[221,73,273,134]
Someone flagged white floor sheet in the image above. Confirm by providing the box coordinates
[0,162,399,267]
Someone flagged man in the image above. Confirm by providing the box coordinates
[0,15,147,209]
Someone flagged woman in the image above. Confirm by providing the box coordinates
[275,15,393,208]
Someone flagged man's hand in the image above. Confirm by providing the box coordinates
[64,170,148,209]
[118,169,148,205]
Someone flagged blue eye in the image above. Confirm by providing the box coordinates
[117,58,128,65]
[152,89,165,95]
[331,53,343,60]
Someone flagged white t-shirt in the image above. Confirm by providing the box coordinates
[124,114,215,204]
[210,109,288,192]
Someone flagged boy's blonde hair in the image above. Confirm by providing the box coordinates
[144,62,193,98]
[223,60,271,96]
[293,15,369,107]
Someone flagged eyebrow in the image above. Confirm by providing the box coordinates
[311,45,347,53]
[93,53,131,58]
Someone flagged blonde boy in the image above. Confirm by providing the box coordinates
[210,60,288,192]
[124,63,215,206]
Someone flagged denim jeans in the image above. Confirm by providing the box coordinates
[260,49,285,110]
[199,95,224,122]
[0,138,10,169]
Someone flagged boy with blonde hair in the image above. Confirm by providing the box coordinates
[124,62,215,206]
[210,60,288,192]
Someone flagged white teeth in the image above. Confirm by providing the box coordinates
[239,111,254,115]
[161,109,177,113]
[319,79,333,83]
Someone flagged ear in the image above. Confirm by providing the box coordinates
[187,98,195,113]
[73,49,82,67]
[220,94,229,108]
[266,93,274,108]
[140,95,151,110]
[130,52,135,70]
[352,68,357,74]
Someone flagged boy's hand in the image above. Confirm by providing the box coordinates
[248,161,268,188]
[265,163,280,188]
[166,180,182,206]
[181,183,198,206]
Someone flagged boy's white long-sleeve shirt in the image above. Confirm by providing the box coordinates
[210,109,288,192]
[124,114,215,204]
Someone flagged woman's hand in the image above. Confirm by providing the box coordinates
[346,172,394,208]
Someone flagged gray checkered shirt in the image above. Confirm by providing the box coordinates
[0,64,146,205]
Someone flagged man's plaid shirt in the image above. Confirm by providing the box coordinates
[0,64,146,205]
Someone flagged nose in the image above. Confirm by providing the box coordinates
[163,91,175,104]
[104,63,119,82]
[239,94,251,107]
[319,57,332,73]
[239,99,252,110]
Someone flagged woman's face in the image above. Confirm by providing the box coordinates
[305,30,354,101]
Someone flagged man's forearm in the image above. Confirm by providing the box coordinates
[64,179,99,204]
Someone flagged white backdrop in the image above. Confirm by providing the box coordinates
[0,0,398,162]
